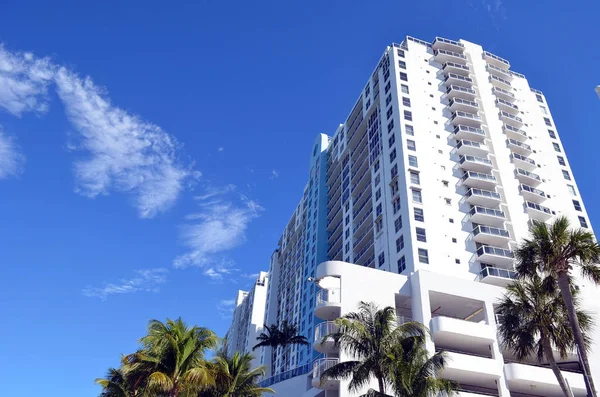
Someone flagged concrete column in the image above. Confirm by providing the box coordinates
[484,299,511,397]
[410,271,435,354]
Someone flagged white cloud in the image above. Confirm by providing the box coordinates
[241,272,260,280]
[270,169,279,180]
[53,67,197,218]
[218,147,224,152]
[173,186,263,277]
[0,128,25,179]
[217,299,236,318]
[193,184,236,201]
[82,268,168,300]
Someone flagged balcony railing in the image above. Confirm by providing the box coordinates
[490,74,512,88]
[469,206,505,219]
[483,51,510,68]
[443,61,470,73]
[477,245,514,259]
[525,201,552,214]
[500,111,523,123]
[473,225,510,239]
[313,358,339,382]
[435,48,467,60]
[460,155,492,167]
[258,361,314,387]
[451,111,481,122]
[449,98,479,109]
[446,85,476,96]
[454,124,485,136]
[433,37,464,50]
[508,139,532,151]
[445,73,473,84]
[316,288,341,307]
[516,168,541,182]
[496,98,519,110]
[477,266,517,282]
[487,63,512,79]
[492,87,515,100]
[511,153,535,166]
[519,184,546,197]
[465,188,501,200]
[315,321,338,342]
[462,171,496,183]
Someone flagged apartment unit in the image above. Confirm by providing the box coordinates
[236,35,599,397]
[224,271,268,369]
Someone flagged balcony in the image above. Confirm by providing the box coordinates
[519,184,547,203]
[476,266,517,287]
[314,321,338,353]
[446,85,477,100]
[503,124,528,142]
[445,73,474,88]
[465,188,502,207]
[451,111,482,127]
[507,138,532,156]
[472,225,511,245]
[486,63,513,80]
[516,168,541,186]
[459,155,493,173]
[443,61,470,76]
[456,140,489,157]
[491,87,515,102]
[461,171,497,190]
[525,201,553,222]
[500,111,523,128]
[434,48,467,64]
[315,288,341,320]
[476,245,514,267]
[453,124,485,141]
[439,351,502,389]
[504,362,586,397]
[489,75,512,90]
[312,358,340,389]
[468,206,506,227]
[510,153,536,171]
[495,97,519,114]
[483,51,510,69]
[431,316,496,347]
[449,98,479,113]
[432,37,465,52]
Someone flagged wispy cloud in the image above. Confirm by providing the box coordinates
[218,147,224,152]
[0,44,198,218]
[270,169,279,180]
[82,268,168,300]
[217,299,236,318]
[174,185,263,280]
[0,129,25,179]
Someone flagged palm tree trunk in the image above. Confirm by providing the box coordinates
[377,374,385,395]
[542,334,572,397]
[271,346,276,377]
[557,271,597,397]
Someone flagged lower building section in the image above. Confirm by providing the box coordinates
[259,261,591,397]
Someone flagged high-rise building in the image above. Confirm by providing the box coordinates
[224,271,269,369]
[231,36,600,397]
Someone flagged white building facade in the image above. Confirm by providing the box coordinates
[235,36,600,397]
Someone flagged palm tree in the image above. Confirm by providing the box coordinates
[122,317,218,397]
[516,217,600,396]
[201,351,275,397]
[252,320,309,376]
[321,301,428,395]
[497,276,593,397]
[96,368,131,397]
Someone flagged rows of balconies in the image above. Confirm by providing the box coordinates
[454,124,485,141]
[459,155,493,172]
[525,201,553,221]
[469,206,506,226]
[434,48,467,63]
[516,168,541,186]
[443,61,470,75]
[465,188,502,207]
[492,86,515,102]
[473,225,511,245]
[449,98,479,113]
[446,84,477,99]
[462,171,497,190]
[489,74,512,90]
[496,97,519,113]
[432,37,465,52]
[445,73,474,87]
[456,139,489,156]
[519,184,547,203]
[507,138,532,156]
[503,124,528,142]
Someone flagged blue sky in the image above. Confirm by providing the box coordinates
[0,0,599,395]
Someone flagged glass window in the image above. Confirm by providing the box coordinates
[397,49,405,57]
[416,227,427,242]
[405,125,414,136]
[396,235,404,252]
[386,94,392,106]
[553,142,561,152]
[408,155,418,168]
[398,60,406,69]
[411,189,422,203]
[397,256,406,273]
[414,207,424,221]
[400,72,408,81]
[562,170,571,180]
[401,84,409,94]
[391,164,398,177]
[374,173,381,186]
[579,216,588,228]
[387,107,393,119]
[544,117,552,127]
[567,184,577,196]
[404,110,413,121]
[548,129,556,139]
[573,200,582,212]
[557,156,566,166]
[393,197,401,214]
[410,171,420,185]
[385,81,391,94]
[388,120,395,132]
[378,252,385,267]
[407,139,416,151]
[388,134,395,148]
[376,203,382,216]
[536,94,544,103]
[375,188,381,201]
[418,248,429,264]
[402,97,411,107]
[390,149,397,162]
[394,216,402,232]
[540,105,548,115]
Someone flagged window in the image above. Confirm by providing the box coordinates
[398,60,406,69]
[391,164,398,177]
[401,84,409,94]
[562,170,571,180]
[376,203,382,216]
[386,94,392,106]
[385,81,391,94]
[405,125,414,136]
[579,216,589,228]
[387,107,393,119]
[438,149,442,154]
[375,188,381,201]
[418,248,429,264]
[408,155,418,168]
[345,229,350,238]
[374,173,381,186]
[445,198,452,205]
[536,94,544,103]
[388,120,395,132]
[557,156,566,166]
[567,184,577,196]
[452,238,457,243]
[416,227,427,242]
[394,216,403,232]
[400,72,408,81]
[553,143,561,152]
[378,252,385,267]
[407,139,416,151]
[391,180,399,195]
[388,134,395,148]
[374,160,380,172]
[390,149,397,162]
[345,242,350,252]
[384,70,390,81]
[455,259,461,264]
[411,189,422,203]
[449,218,454,223]
[548,129,556,139]
[393,197,401,214]
[573,200,582,212]
[402,97,411,107]
[540,105,548,115]
[414,208,424,221]
[404,110,413,121]
[397,256,406,273]
[345,215,350,225]
[410,171,420,185]
[397,49,405,57]
[396,235,404,252]
[442,180,449,187]
[544,117,552,127]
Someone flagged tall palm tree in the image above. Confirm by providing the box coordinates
[321,301,428,395]
[252,320,309,376]
[201,351,275,397]
[497,276,593,397]
[516,217,600,396]
[96,368,131,397]
[122,317,219,397]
